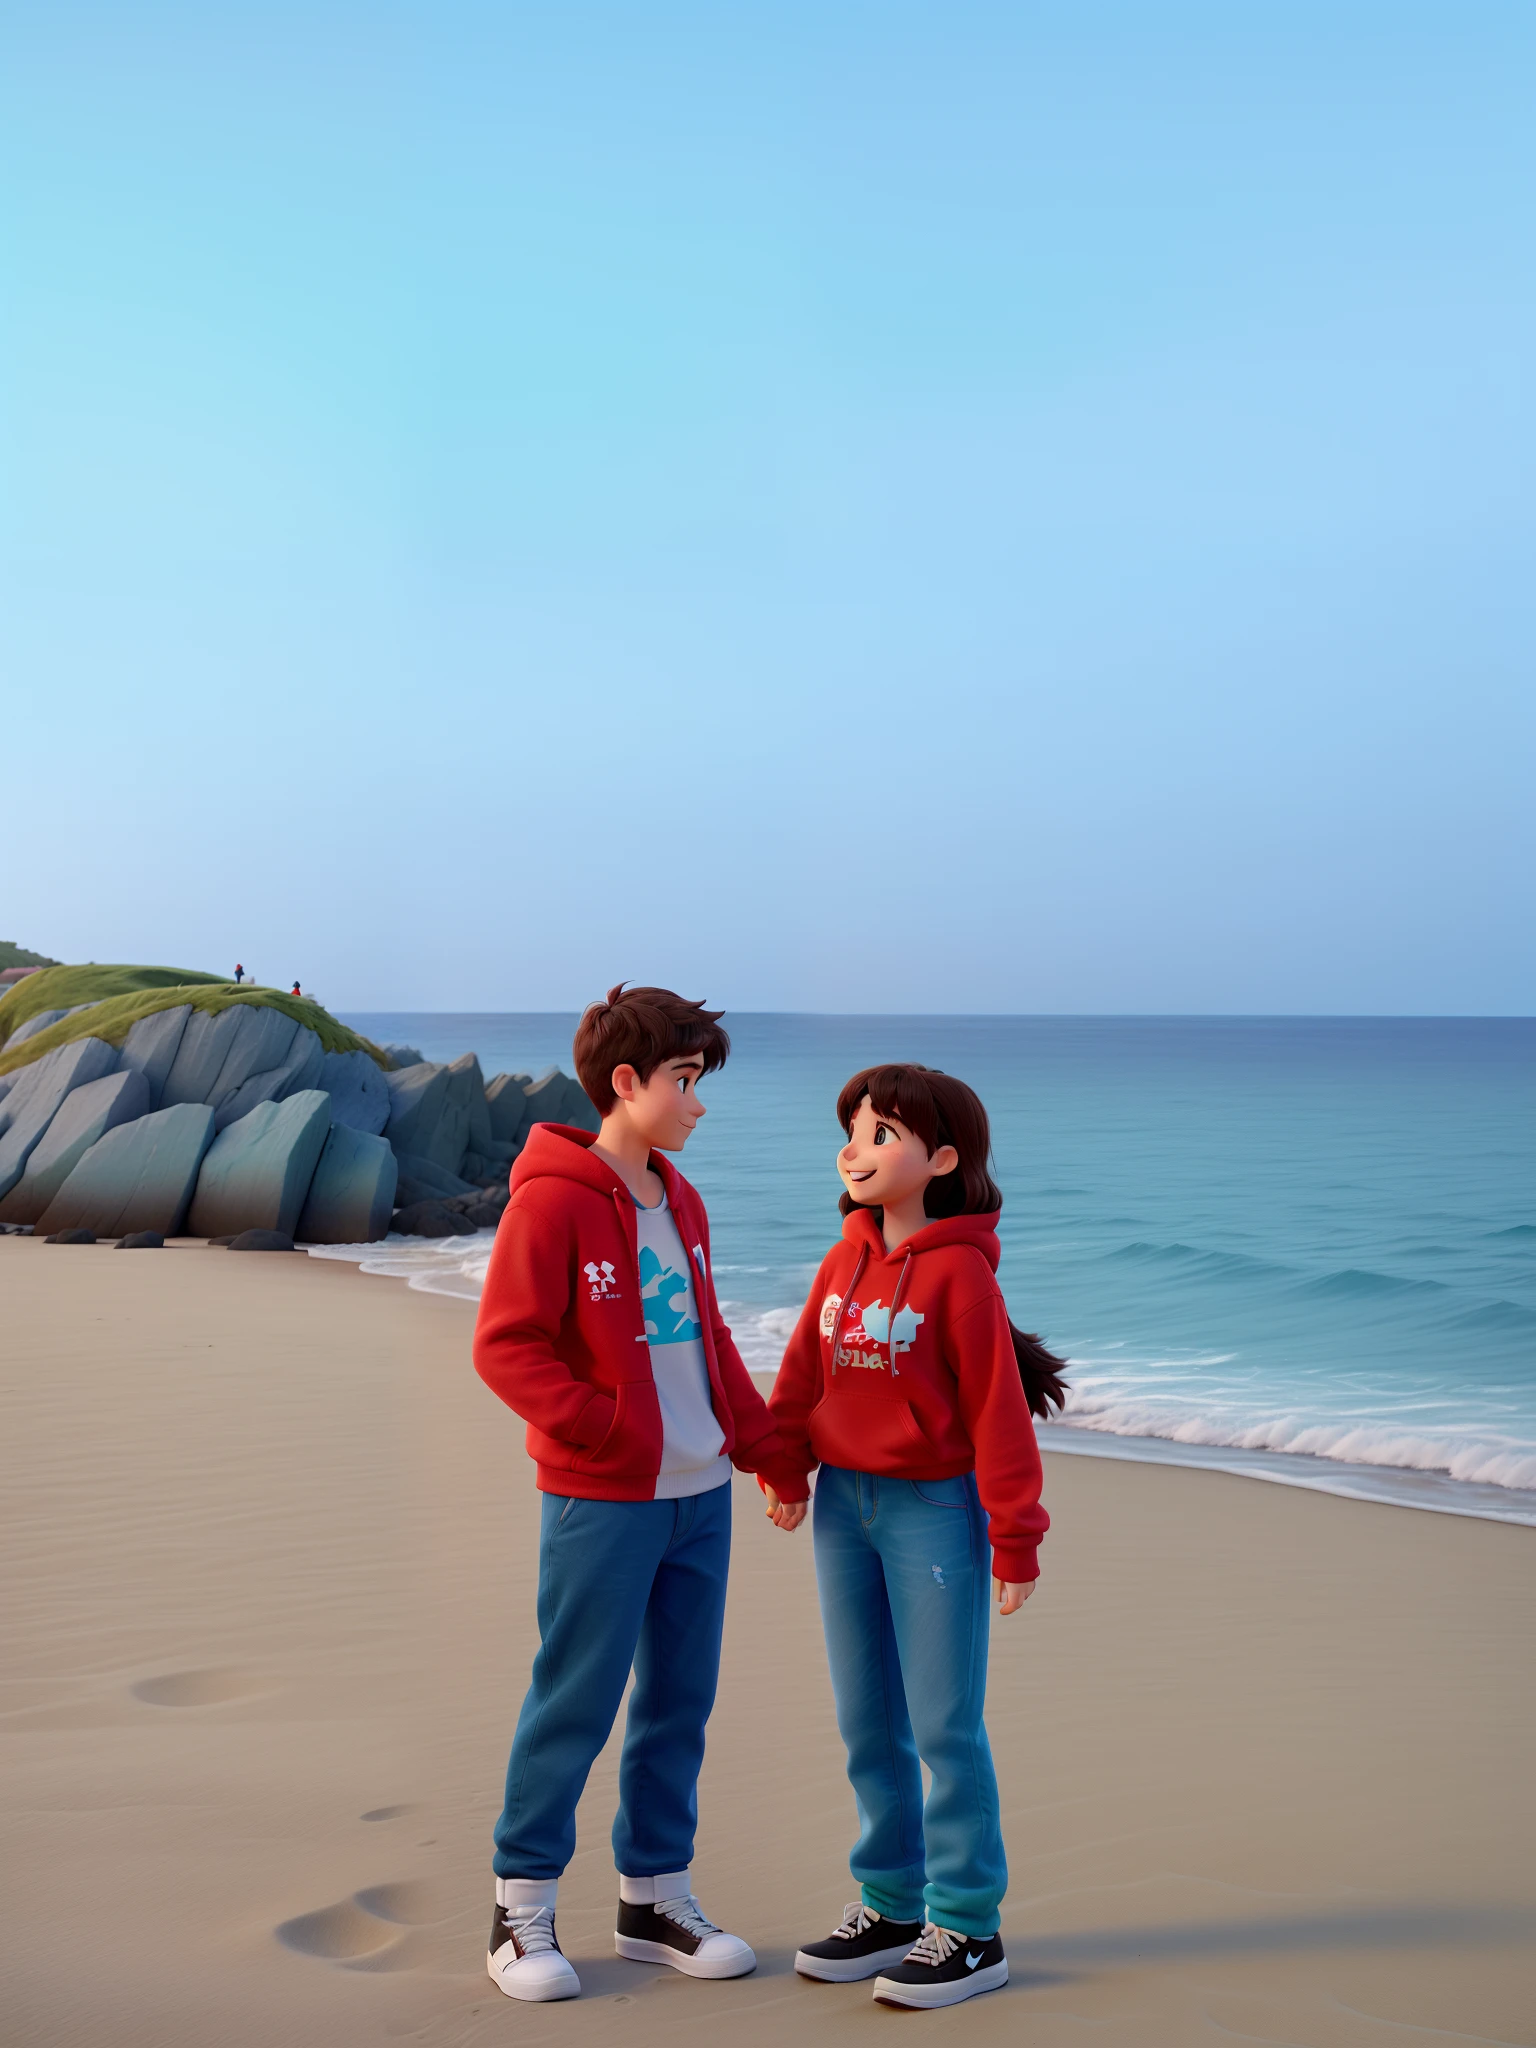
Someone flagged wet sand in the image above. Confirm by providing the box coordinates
[2,1236,1533,2046]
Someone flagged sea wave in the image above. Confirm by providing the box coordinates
[1055,1387,1536,1491]
[303,1239,1536,1517]
[306,1230,497,1302]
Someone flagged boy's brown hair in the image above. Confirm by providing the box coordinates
[573,984,731,1115]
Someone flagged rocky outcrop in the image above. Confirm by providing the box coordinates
[0,1038,122,1201]
[392,1150,477,1200]
[38,1103,217,1238]
[317,1049,390,1135]
[297,1125,398,1244]
[0,965,598,1244]
[449,1053,494,1156]
[160,1004,327,1130]
[380,1043,424,1071]
[116,1005,192,1109]
[0,1068,151,1224]
[8,1008,67,1047]
[524,1068,600,1134]
[485,1072,534,1148]
[384,1062,469,1177]
[187,1091,332,1241]
[212,1025,325,1131]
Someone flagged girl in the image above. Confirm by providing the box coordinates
[764,1063,1066,2009]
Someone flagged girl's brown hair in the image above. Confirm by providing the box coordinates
[836,1062,1069,1420]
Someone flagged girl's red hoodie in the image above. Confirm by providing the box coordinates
[768,1208,1048,1582]
[473,1122,805,1504]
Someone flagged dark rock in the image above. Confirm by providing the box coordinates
[485,1072,534,1148]
[461,1199,505,1229]
[0,1067,151,1225]
[384,1062,468,1176]
[46,1227,97,1244]
[316,1049,390,1136]
[187,1090,331,1240]
[227,1228,297,1251]
[116,1005,192,1110]
[380,1043,425,1071]
[296,1125,398,1244]
[159,1005,251,1109]
[115,1230,165,1248]
[390,1150,477,1199]
[38,1103,217,1238]
[205,1235,236,1247]
[0,1039,125,1202]
[390,1199,469,1239]
[213,1024,325,1130]
[523,1068,600,1135]
[446,1052,494,1157]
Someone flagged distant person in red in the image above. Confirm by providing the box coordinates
[291,981,301,997]
[233,963,244,984]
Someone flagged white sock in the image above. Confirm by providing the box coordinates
[619,1868,691,1906]
[497,1876,558,1912]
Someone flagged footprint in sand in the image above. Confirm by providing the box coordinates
[360,1804,417,1823]
[131,1668,270,1708]
[277,1881,439,1973]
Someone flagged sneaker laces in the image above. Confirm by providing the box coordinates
[506,1904,559,1955]
[907,1923,964,1967]
[656,1894,722,1941]
[831,1902,882,1940]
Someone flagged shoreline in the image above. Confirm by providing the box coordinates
[4,1233,1533,2046]
[301,1229,1536,1529]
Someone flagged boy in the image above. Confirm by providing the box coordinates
[472,983,808,2002]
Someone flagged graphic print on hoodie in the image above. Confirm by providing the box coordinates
[768,1207,1049,1582]
[634,1193,728,1496]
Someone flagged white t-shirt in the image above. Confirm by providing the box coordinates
[634,1191,729,1499]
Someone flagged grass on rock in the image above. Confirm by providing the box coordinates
[0,964,391,1079]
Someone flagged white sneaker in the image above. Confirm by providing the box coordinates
[487,1878,580,2001]
[615,1869,756,1979]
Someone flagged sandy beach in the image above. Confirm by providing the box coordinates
[3,1236,1533,2048]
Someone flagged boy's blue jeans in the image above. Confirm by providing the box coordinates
[494,1484,731,1880]
[813,1465,1006,1939]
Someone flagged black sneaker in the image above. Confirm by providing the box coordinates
[615,1892,756,1979]
[795,1902,925,1982]
[872,1924,1008,2007]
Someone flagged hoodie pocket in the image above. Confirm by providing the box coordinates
[810,1389,935,1472]
[576,1382,629,1469]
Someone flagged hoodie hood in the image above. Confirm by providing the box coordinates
[842,1205,1001,1273]
[511,1121,620,1196]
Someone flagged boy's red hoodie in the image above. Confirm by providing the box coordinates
[473,1123,806,1504]
[768,1207,1048,1582]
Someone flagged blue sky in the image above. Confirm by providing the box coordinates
[4,3,1532,1012]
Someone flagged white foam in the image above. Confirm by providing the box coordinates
[303,1247,1536,1524]
[305,1231,497,1303]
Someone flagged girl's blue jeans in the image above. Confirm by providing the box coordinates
[813,1465,1006,1938]
[493,1484,731,1881]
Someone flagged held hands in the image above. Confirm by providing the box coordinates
[762,1485,808,1532]
[996,1578,1035,1616]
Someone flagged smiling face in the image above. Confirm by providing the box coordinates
[837,1095,958,1214]
[611,1053,708,1153]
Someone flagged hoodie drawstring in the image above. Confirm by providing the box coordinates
[828,1246,868,1376]
[886,1252,914,1377]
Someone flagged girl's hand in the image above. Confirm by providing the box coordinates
[762,1484,808,1533]
[996,1579,1035,1615]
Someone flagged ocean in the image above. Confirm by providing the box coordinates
[329,1014,1536,1529]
